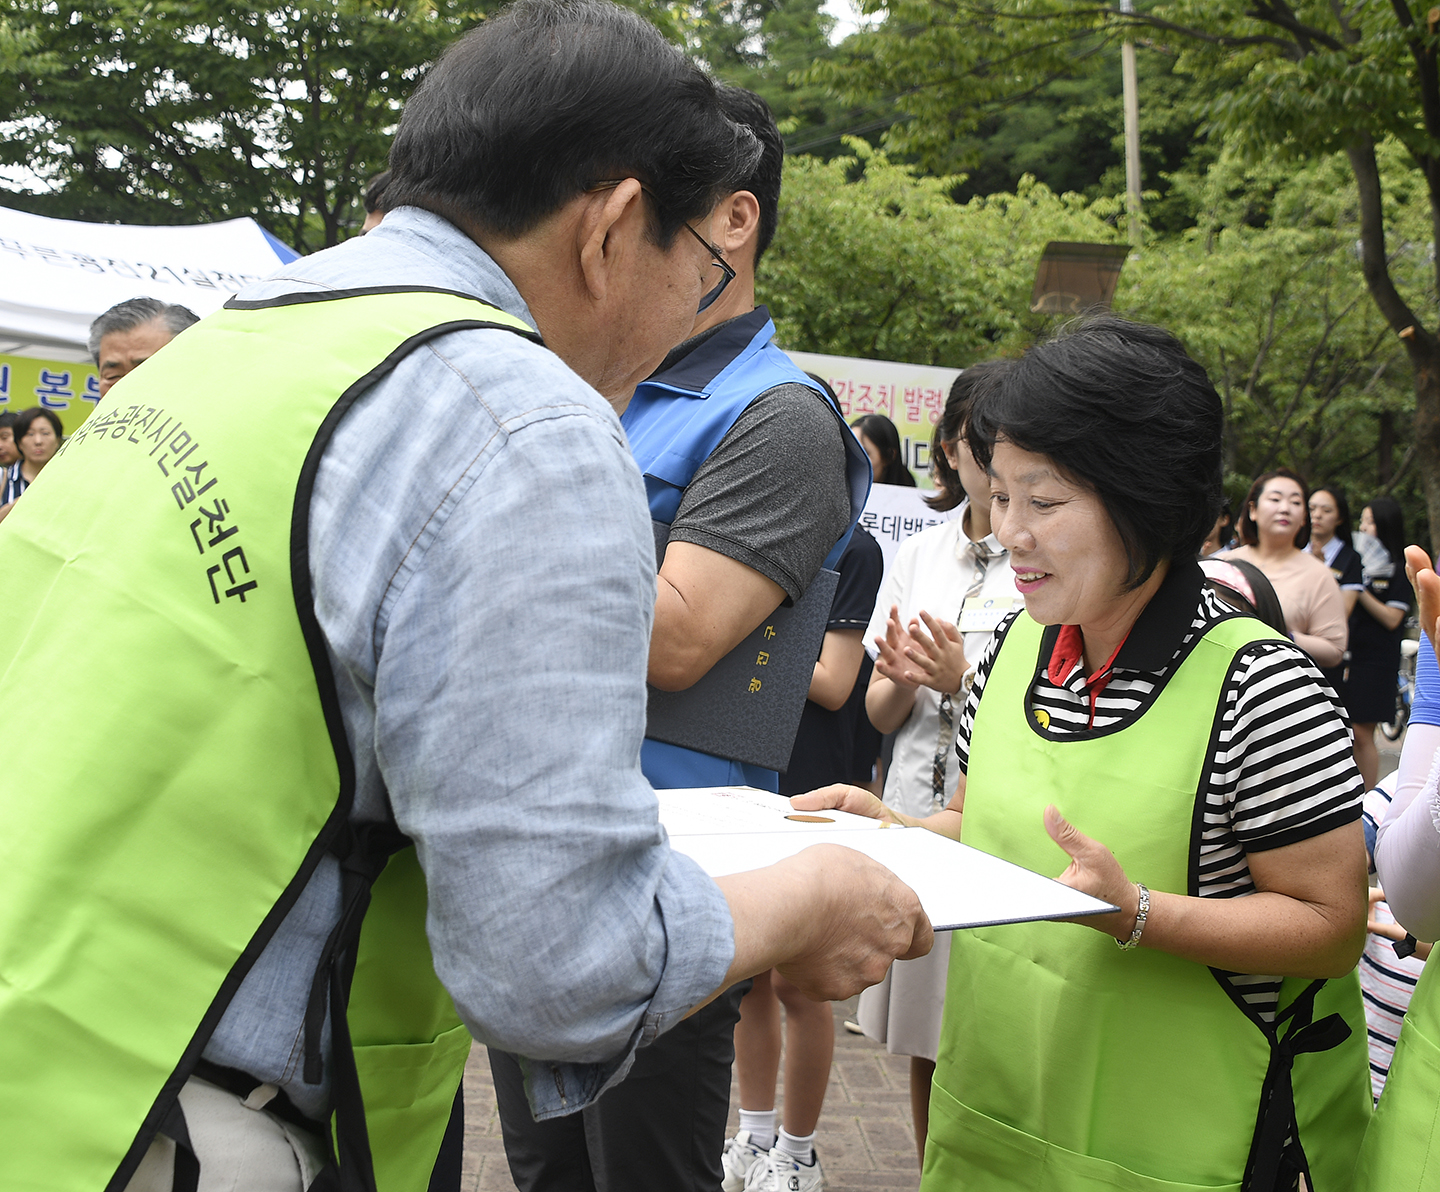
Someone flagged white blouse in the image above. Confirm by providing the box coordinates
[863,502,1018,819]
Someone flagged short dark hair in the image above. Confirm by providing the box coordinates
[0,411,17,435]
[1237,468,1309,549]
[968,314,1223,588]
[851,413,915,486]
[363,170,392,215]
[715,85,782,266]
[1363,495,1407,570]
[1310,483,1352,538]
[13,407,64,456]
[385,0,761,247]
[88,297,199,364]
[927,361,1007,512]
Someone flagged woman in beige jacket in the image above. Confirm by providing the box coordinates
[1222,468,1348,667]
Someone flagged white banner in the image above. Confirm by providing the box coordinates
[0,205,298,361]
[786,349,962,482]
[859,482,959,583]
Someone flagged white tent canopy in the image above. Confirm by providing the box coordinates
[0,205,299,362]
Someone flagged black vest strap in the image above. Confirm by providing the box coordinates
[191,1059,328,1137]
[297,820,413,1192]
[1242,978,1353,1191]
[159,1099,199,1192]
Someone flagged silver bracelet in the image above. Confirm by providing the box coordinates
[1116,883,1149,950]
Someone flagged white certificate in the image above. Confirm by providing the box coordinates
[657,786,1117,932]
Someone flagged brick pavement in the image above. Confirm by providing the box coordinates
[460,997,922,1192]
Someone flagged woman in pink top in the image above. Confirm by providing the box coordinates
[1223,468,1348,667]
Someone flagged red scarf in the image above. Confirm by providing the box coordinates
[1046,625,1129,730]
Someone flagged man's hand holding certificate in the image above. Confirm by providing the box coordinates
[659,786,1118,932]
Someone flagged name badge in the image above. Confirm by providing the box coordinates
[959,594,1016,634]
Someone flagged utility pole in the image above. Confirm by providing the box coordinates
[1120,0,1142,247]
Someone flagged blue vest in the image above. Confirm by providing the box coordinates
[622,306,870,790]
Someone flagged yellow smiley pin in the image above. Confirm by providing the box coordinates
[1032,708,1051,729]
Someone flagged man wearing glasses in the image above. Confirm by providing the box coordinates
[491,85,871,1192]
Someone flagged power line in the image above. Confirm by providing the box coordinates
[786,111,904,154]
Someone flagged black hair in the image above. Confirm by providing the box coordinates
[385,0,761,247]
[363,170,392,215]
[715,85,782,266]
[1309,483,1352,540]
[1237,468,1309,550]
[13,407,63,457]
[851,413,915,486]
[1206,500,1235,549]
[1363,496,1407,571]
[927,361,1007,512]
[0,411,17,434]
[88,297,200,364]
[967,314,1223,588]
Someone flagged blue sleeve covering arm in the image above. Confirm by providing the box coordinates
[1414,634,1440,726]
[1373,633,1440,937]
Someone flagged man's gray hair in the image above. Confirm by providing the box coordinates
[88,297,200,363]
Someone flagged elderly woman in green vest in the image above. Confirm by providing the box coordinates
[795,315,1373,1191]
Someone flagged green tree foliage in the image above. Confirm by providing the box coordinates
[681,0,888,159]
[805,0,1440,547]
[1118,149,1424,532]
[806,0,1112,172]
[762,135,1426,534]
[812,8,1210,226]
[948,45,1215,235]
[0,0,489,250]
[760,141,1123,364]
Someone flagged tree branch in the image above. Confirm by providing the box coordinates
[1344,133,1428,338]
[1391,0,1440,147]
[1383,442,1419,493]
[1330,0,1360,44]
[1113,12,1302,57]
[1246,0,1344,54]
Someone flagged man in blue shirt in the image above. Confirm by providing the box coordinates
[492,85,871,1192]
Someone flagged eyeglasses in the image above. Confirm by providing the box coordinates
[588,179,736,313]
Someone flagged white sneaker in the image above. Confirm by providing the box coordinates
[720,1131,769,1192]
[744,1146,824,1192]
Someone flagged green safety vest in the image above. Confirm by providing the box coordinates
[0,287,538,1192]
[1353,901,1440,1185]
[924,611,1371,1192]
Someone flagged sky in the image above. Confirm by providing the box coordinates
[821,0,874,43]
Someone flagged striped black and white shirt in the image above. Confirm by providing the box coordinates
[958,562,1364,1021]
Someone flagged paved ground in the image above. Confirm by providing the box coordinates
[460,997,922,1192]
[460,732,1407,1192]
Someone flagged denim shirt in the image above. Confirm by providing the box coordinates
[201,207,735,1120]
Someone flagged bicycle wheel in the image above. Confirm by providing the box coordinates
[1380,673,1412,741]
